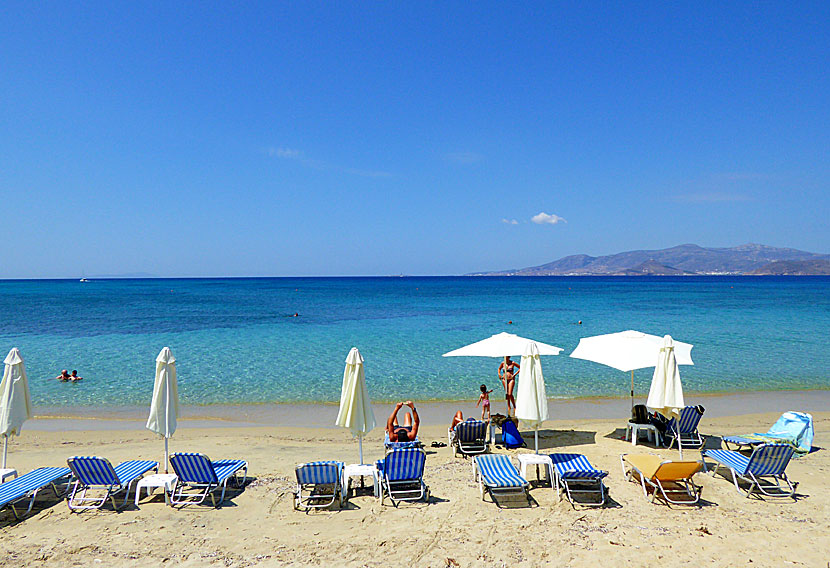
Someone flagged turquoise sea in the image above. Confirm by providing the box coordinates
[1,277,828,407]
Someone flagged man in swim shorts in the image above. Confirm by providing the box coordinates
[386,400,420,442]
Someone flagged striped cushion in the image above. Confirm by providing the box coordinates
[380,449,425,482]
[455,420,487,442]
[384,433,421,449]
[112,460,158,484]
[475,454,527,488]
[746,444,794,475]
[0,467,71,509]
[212,459,247,484]
[722,435,761,446]
[295,461,342,485]
[668,406,703,435]
[549,453,608,480]
[171,453,218,484]
[69,457,119,486]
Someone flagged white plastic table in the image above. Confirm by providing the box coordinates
[0,468,17,483]
[343,463,379,499]
[626,422,661,446]
[134,473,178,506]
[516,453,555,490]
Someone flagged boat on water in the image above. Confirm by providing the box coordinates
[80,278,90,282]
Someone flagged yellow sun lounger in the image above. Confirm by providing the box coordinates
[620,454,703,505]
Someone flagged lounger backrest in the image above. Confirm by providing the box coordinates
[382,448,425,482]
[653,461,702,481]
[170,452,218,484]
[68,456,120,486]
[0,467,71,508]
[455,419,487,442]
[746,444,794,476]
[476,454,524,486]
[295,461,342,485]
[673,406,703,434]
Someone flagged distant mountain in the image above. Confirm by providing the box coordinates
[747,259,830,276]
[469,244,830,276]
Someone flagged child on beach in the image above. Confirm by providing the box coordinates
[476,384,493,420]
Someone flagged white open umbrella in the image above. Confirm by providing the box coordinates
[335,347,375,465]
[515,342,548,453]
[443,332,563,357]
[0,348,33,470]
[146,347,179,473]
[569,330,693,407]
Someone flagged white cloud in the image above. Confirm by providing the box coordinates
[531,212,567,225]
[501,218,519,225]
[266,147,302,159]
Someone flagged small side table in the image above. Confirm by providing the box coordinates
[517,453,555,490]
[0,468,18,483]
[626,422,661,447]
[134,473,178,506]
[343,463,379,499]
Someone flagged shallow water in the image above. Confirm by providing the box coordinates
[1,276,828,406]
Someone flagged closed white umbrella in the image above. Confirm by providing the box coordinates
[443,332,563,357]
[146,347,179,473]
[335,347,375,464]
[0,348,33,469]
[569,330,693,407]
[515,342,548,453]
[646,335,685,421]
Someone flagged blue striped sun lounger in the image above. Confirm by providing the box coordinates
[293,461,344,510]
[169,452,248,508]
[549,453,608,507]
[473,454,530,507]
[376,448,428,506]
[0,467,72,519]
[66,457,158,511]
[663,406,705,452]
[449,419,489,457]
[383,432,422,451]
[704,443,796,498]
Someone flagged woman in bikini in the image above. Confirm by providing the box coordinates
[498,356,520,415]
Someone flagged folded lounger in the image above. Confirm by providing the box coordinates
[376,448,428,506]
[0,467,71,519]
[383,432,422,451]
[293,461,344,510]
[449,418,489,457]
[722,411,814,456]
[549,453,608,507]
[620,454,703,505]
[662,406,705,452]
[66,457,158,511]
[473,454,531,507]
[704,443,796,498]
[169,452,248,507]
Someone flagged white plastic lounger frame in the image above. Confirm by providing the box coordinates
[169,453,248,508]
[473,454,531,507]
[704,444,796,498]
[0,467,71,519]
[293,461,344,510]
[66,457,158,511]
[549,453,608,508]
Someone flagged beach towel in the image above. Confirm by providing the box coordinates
[748,412,814,456]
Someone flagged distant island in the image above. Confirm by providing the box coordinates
[468,244,830,276]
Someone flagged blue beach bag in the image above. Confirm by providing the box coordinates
[501,419,526,449]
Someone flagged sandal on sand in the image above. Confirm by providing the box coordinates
[431,441,447,448]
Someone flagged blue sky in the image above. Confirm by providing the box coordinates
[1,2,828,277]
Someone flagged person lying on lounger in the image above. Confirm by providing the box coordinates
[386,401,420,442]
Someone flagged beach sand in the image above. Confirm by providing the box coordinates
[0,403,827,567]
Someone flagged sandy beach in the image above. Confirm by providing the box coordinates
[1,396,827,567]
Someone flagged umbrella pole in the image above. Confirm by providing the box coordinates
[535,428,539,454]
[630,370,635,409]
[164,437,169,474]
[358,435,364,465]
[2,435,7,469]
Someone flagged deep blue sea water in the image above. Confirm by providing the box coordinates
[1,277,828,407]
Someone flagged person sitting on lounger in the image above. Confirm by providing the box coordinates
[386,401,420,443]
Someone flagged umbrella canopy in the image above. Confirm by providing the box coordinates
[335,347,376,464]
[569,329,693,407]
[514,342,548,453]
[146,347,179,472]
[646,335,685,421]
[0,348,33,469]
[442,332,563,357]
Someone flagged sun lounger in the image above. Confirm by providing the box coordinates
[620,453,703,505]
[449,418,489,457]
[662,406,705,452]
[722,411,814,456]
[293,461,344,510]
[169,452,248,507]
[66,457,158,511]
[549,453,607,507]
[383,432,422,451]
[473,454,531,507]
[376,448,428,505]
[704,443,796,498]
[0,467,71,519]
